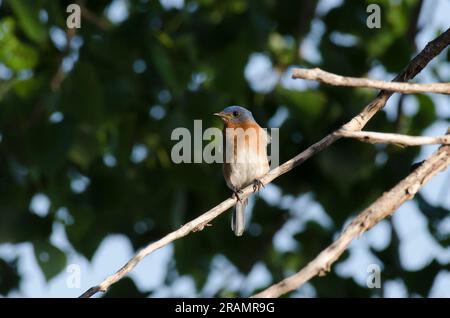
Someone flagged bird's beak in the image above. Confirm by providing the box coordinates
[214,112,231,121]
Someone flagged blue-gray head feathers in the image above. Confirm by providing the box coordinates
[216,106,255,124]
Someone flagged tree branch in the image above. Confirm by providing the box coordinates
[252,135,450,298]
[292,68,450,94]
[79,28,450,298]
[337,130,450,146]
[80,2,112,30]
[50,27,76,91]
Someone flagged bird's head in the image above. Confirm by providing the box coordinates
[214,106,255,126]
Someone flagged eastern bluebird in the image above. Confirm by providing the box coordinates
[214,106,270,236]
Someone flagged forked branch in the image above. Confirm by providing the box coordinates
[79,28,450,298]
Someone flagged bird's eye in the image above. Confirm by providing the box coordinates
[233,111,239,117]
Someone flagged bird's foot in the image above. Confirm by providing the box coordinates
[232,190,244,203]
[252,179,265,193]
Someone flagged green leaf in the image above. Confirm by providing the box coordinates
[65,207,100,260]
[0,257,21,295]
[0,18,39,71]
[150,44,181,96]
[378,36,413,73]
[33,241,67,281]
[386,1,409,36]
[8,0,47,45]
[12,75,44,99]
[276,88,326,121]
[61,62,104,124]
[0,80,13,101]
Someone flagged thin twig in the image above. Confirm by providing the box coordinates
[252,136,450,298]
[337,130,450,146]
[80,3,112,30]
[79,28,450,298]
[292,68,450,94]
[50,27,76,91]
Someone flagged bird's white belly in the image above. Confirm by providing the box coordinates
[226,147,269,190]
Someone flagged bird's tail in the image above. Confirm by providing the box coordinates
[232,198,248,236]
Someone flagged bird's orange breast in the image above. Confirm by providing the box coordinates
[222,121,268,163]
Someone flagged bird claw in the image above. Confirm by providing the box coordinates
[233,190,243,203]
[252,179,265,193]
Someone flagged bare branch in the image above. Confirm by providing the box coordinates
[79,28,450,298]
[337,130,450,146]
[252,138,450,298]
[80,2,112,30]
[50,27,76,91]
[292,68,450,94]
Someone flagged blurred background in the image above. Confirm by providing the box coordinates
[0,0,449,298]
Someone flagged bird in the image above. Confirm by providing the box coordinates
[214,106,270,236]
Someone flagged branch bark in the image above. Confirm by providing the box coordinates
[50,24,77,91]
[337,130,450,146]
[252,137,450,298]
[80,2,112,30]
[79,27,450,298]
[292,68,450,94]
